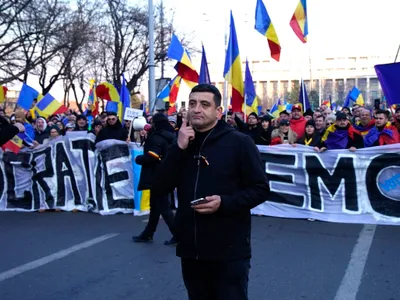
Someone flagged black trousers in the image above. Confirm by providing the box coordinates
[142,194,175,237]
[181,258,250,300]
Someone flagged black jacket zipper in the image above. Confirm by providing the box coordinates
[193,128,215,260]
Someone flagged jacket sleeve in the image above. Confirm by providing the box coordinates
[349,133,364,149]
[218,135,270,215]
[234,115,247,132]
[0,123,19,147]
[152,143,185,195]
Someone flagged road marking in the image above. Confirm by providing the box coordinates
[334,224,377,300]
[0,233,119,283]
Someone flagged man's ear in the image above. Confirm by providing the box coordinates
[216,106,223,118]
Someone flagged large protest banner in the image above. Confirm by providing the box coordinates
[1,133,400,225]
[0,132,136,215]
[252,144,400,225]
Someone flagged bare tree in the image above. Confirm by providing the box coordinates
[94,0,191,93]
[0,0,70,84]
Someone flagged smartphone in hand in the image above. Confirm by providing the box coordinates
[190,198,209,206]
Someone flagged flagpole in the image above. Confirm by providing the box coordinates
[223,13,229,122]
[148,0,156,114]
[395,44,400,63]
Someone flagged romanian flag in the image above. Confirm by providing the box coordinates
[1,133,30,154]
[349,87,364,106]
[199,44,211,84]
[36,93,68,117]
[95,82,120,102]
[255,0,281,61]
[167,34,199,88]
[375,62,400,106]
[0,86,8,103]
[243,60,258,115]
[157,75,182,115]
[88,79,98,116]
[289,0,308,43]
[96,82,123,121]
[223,11,244,113]
[270,98,285,118]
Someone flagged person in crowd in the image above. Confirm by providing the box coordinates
[65,123,75,132]
[132,113,177,245]
[315,112,364,152]
[297,120,321,147]
[271,119,297,145]
[43,125,61,144]
[95,112,128,144]
[314,114,326,136]
[74,115,88,131]
[15,110,35,141]
[99,114,107,127]
[325,115,336,128]
[313,110,322,121]
[279,110,290,121]
[354,108,375,136]
[304,108,314,121]
[364,109,400,147]
[255,114,273,145]
[88,119,102,136]
[351,105,362,124]
[152,84,269,300]
[393,106,400,133]
[290,104,307,139]
[33,117,49,144]
[341,106,352,117]
[0,115,25,147]
[55,121,65,134]
[234,111,260,142]
[168,116,177,130]
[66,114,76,126]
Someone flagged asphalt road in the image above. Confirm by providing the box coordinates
[0,211,399,300]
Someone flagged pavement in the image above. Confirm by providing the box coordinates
[0,211,399,300]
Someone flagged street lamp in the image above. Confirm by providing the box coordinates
[148,0,156,113]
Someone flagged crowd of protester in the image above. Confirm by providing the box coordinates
[1,99,400,152]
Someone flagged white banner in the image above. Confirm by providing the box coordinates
[252,144,400,225]
[0,132,134,215]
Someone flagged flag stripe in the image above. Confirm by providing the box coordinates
[36,94,55,111]
[290,0,308,43]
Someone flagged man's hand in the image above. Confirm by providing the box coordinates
[319,147,327,153]
[192,195,221,214]
[13,122,25,133]
[349,146,357,152]
[177,116,195,150]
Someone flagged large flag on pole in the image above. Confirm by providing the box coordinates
[244,59,258,115]
[223,11,244,112]
[255,0,281,62]
[17,83,39,110]
[35,93,68,117]
[299,79,311,112]
[87,79,98,116]
[199,44,211,84]
[375,62,400,106]
[167,34,199,88]
[289,0,308,43]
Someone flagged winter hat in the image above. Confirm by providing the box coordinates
[168,116,177,124]
[248,112,258,119]
[279,119,290,126]
[261,114,272,122]
[48,125,61,135]
[76,115,87,121]
[305,119,316,129]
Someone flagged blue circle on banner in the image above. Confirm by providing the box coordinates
[377,167,400,200]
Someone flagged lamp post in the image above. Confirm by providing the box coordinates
[148,0,156,114]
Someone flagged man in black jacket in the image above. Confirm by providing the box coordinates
[153,84,270,300]
[132,113,177,245]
